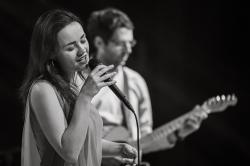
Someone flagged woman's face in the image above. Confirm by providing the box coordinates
[56,21,89,78]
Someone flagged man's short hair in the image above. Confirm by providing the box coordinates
[87,7,134,53]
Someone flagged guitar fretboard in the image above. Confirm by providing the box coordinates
[140,105,209,146]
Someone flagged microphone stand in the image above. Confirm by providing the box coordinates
[130,108,141,166]
[119,95,141,166]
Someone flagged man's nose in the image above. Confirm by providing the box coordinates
[124,43,132,54]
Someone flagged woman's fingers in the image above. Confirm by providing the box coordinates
[122,144,137,158]
[98,72,116,82]
[83,64,116,96]
[91,64,114,76]
[96,65,114,77]
[90,64,116,83]
[117,143,138,166]
[121,158,135,164]
[90,64,106,75]
[97,80,116,88]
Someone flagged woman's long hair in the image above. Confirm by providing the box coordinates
[20,9,83,108]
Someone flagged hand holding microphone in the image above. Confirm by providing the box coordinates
[80,61,116,98]
[88,58,135,112]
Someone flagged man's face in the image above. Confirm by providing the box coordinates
[100,27,136,68]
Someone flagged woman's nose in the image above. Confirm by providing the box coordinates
[77,46,85,57]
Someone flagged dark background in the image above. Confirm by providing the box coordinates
[0,0,249,166]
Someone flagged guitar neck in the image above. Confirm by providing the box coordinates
[140,105,209,147]
[130,95,237,154]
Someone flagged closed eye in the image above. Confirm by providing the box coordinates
[66,46,75,52]
[80,38,87,44]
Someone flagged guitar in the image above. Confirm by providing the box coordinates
[103,94,238,154]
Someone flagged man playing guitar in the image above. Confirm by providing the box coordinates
[87,7,238,166]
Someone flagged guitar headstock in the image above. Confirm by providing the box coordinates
[202,94,238,114]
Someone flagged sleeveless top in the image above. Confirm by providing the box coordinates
[21,79,103,166]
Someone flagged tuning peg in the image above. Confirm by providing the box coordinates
[221,94,226,101]
[216,95,221,102]
[232,94,237,100]
[229,94,238,104]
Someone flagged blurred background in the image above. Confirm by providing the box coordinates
[0,0,249,166]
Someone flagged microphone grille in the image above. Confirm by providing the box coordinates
[88,58,101,70]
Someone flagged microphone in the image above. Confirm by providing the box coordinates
[88,58,134,113]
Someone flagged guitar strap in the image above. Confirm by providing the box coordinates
[121,68,129,130]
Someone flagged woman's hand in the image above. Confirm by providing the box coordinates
[80,64,116,98]
[118,143,137,165]
[102,140,137,166]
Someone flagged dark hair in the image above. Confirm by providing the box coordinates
[20,9,83,106]
[87,7,134,53]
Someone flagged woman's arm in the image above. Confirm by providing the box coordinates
[31,65,116,163]
[30,82,92,163]
[102,139,137,159]
[102,139,120,157]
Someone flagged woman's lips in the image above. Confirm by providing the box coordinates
[76,52,88,62]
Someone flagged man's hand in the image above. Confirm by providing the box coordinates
[177,105,208,138]
[166,132,178,147]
